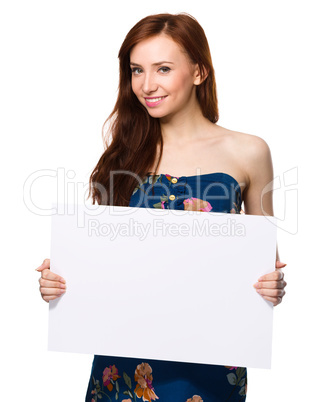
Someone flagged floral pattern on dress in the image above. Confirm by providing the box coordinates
[230,187,243,214]
[224,366,247,400]
[134,363,159,401]
[103,365,121,391]
[89,361,247,401]
[90,363,159,402]
[131,173,243,214]
[131,175,161,197]
[183,197,212,212]
[186,396,203,402]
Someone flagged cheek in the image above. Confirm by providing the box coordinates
[169,73,194,98]
[131,79,138,97]
[131,78,142,99]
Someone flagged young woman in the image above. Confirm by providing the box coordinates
[37,13,287,402]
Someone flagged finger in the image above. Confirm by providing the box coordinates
[35,258,50,272]
[39,278,66,289]
[256,288,286,298]
[261,295,283,306]
[41,269,66,284]
[275,261,287,268]
[254,280,286,290]
[40,286,66,297]
[258,270,284,282]
[42,294,63,303]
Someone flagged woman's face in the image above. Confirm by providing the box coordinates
[130,34,201,120]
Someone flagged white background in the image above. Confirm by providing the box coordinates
[1,0,319,400]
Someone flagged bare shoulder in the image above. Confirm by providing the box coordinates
[230,129,272,175]
[210,125,273,201]
[216,126,272,174]
[215,125,274,214]
[238,131,270,157]
[217,125,270,156]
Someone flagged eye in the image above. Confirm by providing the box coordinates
[158,66,171,74]
[131,67,143,75]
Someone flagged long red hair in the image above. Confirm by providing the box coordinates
[88,13,219,206]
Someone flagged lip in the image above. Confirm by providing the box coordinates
[144,96,167,107]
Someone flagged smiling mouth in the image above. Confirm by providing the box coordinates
[145,96,167,103]
[144,96,167,107]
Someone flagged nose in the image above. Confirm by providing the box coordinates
[142,72,158,94]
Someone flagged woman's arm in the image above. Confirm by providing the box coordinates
[242,135,287,306]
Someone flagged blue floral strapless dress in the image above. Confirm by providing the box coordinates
[86,172,247,402]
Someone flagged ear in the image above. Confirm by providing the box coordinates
[193,64,208,86]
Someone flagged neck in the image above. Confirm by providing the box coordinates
[159,100,212,145]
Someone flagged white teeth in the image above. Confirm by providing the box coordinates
[146,97,165,102]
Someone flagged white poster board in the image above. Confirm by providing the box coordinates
[48,203,277,369]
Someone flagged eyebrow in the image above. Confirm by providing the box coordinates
[130,61,174,67]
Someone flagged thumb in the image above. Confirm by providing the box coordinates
[35,258,50,272]
[275,260,287,269]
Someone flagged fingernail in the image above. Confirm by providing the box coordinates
[253,283,259,288]
[256,289,261,293]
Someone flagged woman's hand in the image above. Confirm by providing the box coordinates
[36,258,67,303]
[253,261,287,306]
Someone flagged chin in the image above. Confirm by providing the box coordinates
[144,108,168,119]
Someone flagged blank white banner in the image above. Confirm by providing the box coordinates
[48,203,277,369]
